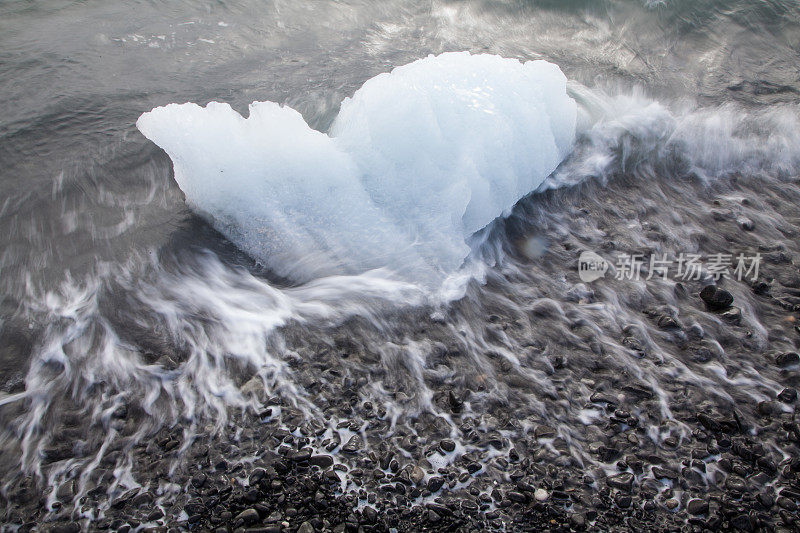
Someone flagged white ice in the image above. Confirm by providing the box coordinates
[137,52,576,283]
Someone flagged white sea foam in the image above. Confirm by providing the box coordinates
[547,86,800,189]
[137,52,577,282]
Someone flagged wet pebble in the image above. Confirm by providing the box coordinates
[607,472,634,491]
[341,436,360,454]
[507,491,527,503]
[614,493,632,508]
[665,498,679,510]
[700,285,734,311]
[778,388,797,403]
[294,521,313,533]
[439,439,456,453]
[310,455,334,468]
[725,476,746,492]
[410,466,425,485]
[775,352,799,367]
[737,217,755,231]
[235,508,259,526]
[687,498,708,515]
[777,496,797,511]
[427,477,444,492]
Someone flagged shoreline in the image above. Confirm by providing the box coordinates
[3,172,800,532]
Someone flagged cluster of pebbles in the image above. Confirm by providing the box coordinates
[6,334,800,533]
[3,166,800,532]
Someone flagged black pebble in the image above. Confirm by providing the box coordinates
[776,352,799,367]
[778,388,797,403]
[700,285,734,311]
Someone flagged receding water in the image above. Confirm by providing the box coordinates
[1,1,800,531]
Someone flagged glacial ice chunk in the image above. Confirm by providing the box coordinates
[137,52,576,282]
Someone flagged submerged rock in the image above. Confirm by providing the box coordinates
[778,388,797,403]
[700,285,734,311]
[776,352,799,367]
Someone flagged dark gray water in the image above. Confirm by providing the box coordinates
[1,1,800,530]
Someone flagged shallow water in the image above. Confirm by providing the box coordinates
[1,0,800,529]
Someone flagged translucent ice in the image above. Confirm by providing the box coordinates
[137,52,576,282]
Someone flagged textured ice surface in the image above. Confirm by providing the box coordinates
[137,52,576,282]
